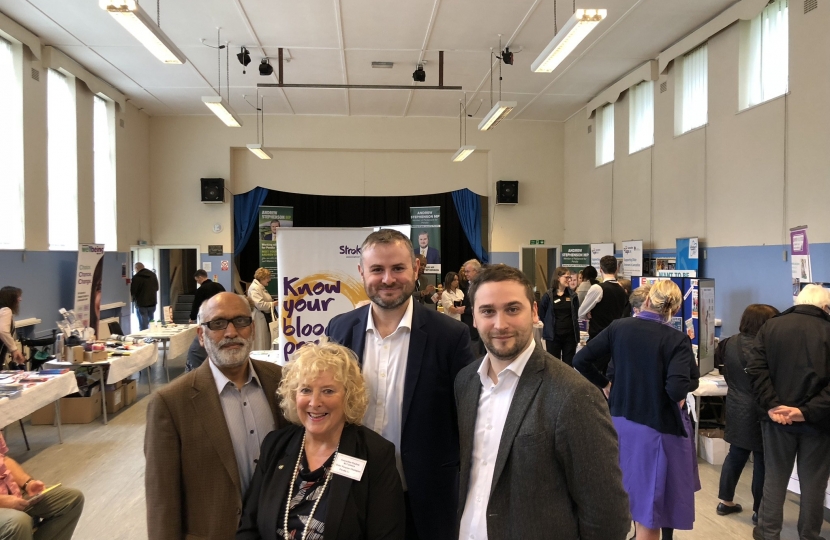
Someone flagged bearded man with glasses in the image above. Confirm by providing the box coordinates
[144,292,288,540]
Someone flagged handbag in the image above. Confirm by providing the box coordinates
[269,303,280,343]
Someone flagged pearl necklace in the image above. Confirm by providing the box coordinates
[283,431,339,540]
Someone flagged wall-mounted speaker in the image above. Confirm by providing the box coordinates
[201,178,225,203]
[496,180,519,205]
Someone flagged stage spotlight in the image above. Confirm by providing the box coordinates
[237,47,251,73]
[501,47,513,65]
[259,58,273,76]
[412,64,426,82]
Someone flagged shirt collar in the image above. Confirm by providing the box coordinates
[477,338,536,387]
[208,357,259,394]
[366,296,414,335]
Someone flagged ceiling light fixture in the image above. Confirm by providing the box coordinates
[479,35,516,131]
[372,62,394,69]
[247,94,272,159]
[453,97,476,162]
[202,28,242,127]
[247,144,272,159]
[99,0,186,64]
[531,7,607,73]
[412,64,426,82]
[259,58,273,76]
[237,47,251,73]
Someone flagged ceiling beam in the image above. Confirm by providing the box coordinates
[258,83,462,90]
[333,0,350,115]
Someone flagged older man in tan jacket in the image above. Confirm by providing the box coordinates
[144,293,286,540]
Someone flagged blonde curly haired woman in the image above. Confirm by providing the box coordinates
[238,339,405,540]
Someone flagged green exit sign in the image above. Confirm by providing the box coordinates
[529,240,546,245]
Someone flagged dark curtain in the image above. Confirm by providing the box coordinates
[237,189,481,284]
[452,188,489,263]
[233,187,269,256]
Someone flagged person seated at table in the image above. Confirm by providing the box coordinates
[0,287,26,370]
[0,432,84,539]
[237,339,405,540]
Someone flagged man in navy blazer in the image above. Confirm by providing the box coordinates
[326,229,475,540]
[414,231,441,264]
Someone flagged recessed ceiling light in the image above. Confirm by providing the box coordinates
[372,62,394,69]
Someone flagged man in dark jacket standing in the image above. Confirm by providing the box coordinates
[130,262,159,331]
[746,284,830,540]
[186,269,226,372]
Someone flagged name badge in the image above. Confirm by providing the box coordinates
[331,453,367,481]
[554,298,561,303]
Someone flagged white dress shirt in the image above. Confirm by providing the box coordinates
[458,339,536,540]
[363,297,414,488]
[441,288,464,321]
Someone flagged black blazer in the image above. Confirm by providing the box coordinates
[325,300,476,540]
[237,424,405,540]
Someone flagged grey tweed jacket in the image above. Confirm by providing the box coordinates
[455,346,631,540]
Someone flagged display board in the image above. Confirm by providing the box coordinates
[258,206,294,295]
[75,244,105,338]
[561,244,590,270]
[675,237,699,276]
[410,207,441,275]
[590,243,615,267]
[621,240,643,277]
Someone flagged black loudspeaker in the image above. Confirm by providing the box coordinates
[201,178,225,203]
[496,180,519,205]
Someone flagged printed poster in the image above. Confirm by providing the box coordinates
[277,228,369,364]
[75,244,105,338]
[790,226,811,283]
[590,243,615,268]
[699,286,716,360]
[675,237,699,277]
[621,240,643,278]
[258,206,294,295]
[410,207,441,275]
[561,244,591,270]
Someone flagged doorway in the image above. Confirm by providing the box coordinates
[520,246,559,299]
[158,248,198,323]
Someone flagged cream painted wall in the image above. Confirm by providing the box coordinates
[12,32,150,253]
[564,7,826,249]
[149,115,564,254]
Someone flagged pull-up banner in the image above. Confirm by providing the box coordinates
[75,243,105,338]
[561,244,590,270]
[590,243,615,267]
[277,228,369,365]
[258,206,294,296]
[410,206,441,275]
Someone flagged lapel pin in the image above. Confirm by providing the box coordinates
[278,464,284,469]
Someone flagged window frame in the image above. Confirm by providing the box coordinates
[595,102,615,167]
[675,43,709,136]
[0,36,24,250]
[629,80,655,154]
[47,68,79,252]
[94,95,117,251]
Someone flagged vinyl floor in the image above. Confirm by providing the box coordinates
[2,352,824,540]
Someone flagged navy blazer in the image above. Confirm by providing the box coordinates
[414,247,441,264]
[325,300,475,540]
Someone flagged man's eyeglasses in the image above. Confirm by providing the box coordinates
[201,316,253,331]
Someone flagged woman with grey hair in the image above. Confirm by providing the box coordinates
[238,340,405,540]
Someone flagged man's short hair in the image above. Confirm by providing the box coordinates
[463,259,481,270]
[468,264,535,309]
[599,255,618,275]
[796,284,830,310]
[134,262,144,270]
[418,232,428,238]
[360,229,415,265]
[194,269,208,279]
[629,285,651,310]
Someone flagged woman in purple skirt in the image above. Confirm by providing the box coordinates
[574,280,700,540]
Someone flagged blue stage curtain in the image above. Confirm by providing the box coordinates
[451,188,488,263]
[233,187,269,256]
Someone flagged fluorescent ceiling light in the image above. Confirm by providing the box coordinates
[451,146,476,162]
[531,9,606,73]
[202,96,243,127]
[247,144,273,160]
[478,101,517,131]
[99,0,186,65]
[372,62,394,68]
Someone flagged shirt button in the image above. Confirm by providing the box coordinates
[482,460,487,466]
[476,496,482,503]
[250,430,254,434]
[380,372,386,378]
[243,402,247,406]
[486,424,492,430]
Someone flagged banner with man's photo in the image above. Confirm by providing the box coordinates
[258,206,294,295]
[75,243,105,338]
[276,228,369,364]
[410,206,441,275]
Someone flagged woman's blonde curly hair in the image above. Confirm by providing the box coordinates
[278,338,369,426]
[253,267,271,282]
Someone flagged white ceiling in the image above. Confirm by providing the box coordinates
[0,0,739,121]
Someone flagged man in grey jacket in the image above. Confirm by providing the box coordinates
[455,264,630,540]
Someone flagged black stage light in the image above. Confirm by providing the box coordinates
[237,47,251,74]
[412,64,425,82]
[259,58,273,76]
[501,47,513,65]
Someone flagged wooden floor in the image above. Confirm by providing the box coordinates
[3,353,825,539]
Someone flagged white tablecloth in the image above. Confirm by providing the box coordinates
[130,325,197,359]
[106,342,158,383]
[0,373,79,429]
[693,373,728,397]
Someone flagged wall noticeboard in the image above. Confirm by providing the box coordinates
[208,245,223,256]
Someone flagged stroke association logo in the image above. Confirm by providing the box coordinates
[339,245,361,258]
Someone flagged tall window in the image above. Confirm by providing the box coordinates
[741,0,788,109]
[596,103,614,166]
[677,44,708,134]
[94,96,117,251]
[629,80,654,154]
[0,38,24,249]
[47,69,78,251]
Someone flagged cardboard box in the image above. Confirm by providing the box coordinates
[105,385,124,414]
[83,350,108,363]
[698,428,728,465]
[30,395,103,425]
[123,380,137,406]
[66,346,85,364]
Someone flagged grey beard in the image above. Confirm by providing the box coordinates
[205,336,253,368]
